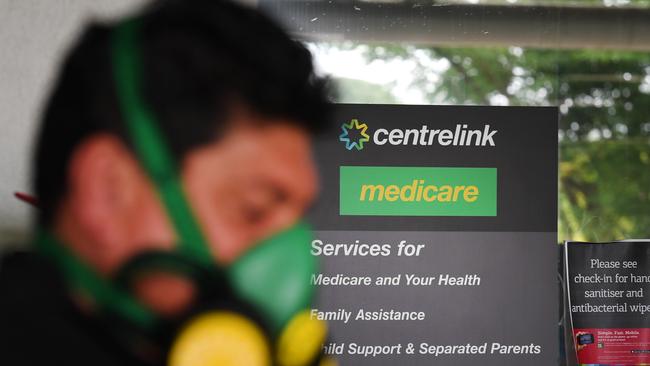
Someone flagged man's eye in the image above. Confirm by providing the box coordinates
[271,187,288,205]
[240,184,289,225]
[243,205,267,224]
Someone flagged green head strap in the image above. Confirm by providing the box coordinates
[112,19,213,264]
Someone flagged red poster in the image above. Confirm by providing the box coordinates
[573,328,650,365]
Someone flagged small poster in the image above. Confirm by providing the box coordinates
[565,241,650,365]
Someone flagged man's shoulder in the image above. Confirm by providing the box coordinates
[0,249,137,365]
[0,250,72,363]
[0,249,66,304]
[0,248,71,335]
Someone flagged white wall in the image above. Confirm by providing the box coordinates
[0,0,148,246]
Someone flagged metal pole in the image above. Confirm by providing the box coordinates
[261,1,650,51]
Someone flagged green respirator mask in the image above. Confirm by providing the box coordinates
[34,19,330,366]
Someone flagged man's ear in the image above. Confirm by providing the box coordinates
[63,134,147,272]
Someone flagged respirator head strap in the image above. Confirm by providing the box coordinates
[111,18,212,265]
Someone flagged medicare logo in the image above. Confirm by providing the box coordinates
[340,119,498,150]
[339,119,370,151]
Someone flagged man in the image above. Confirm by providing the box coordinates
[0,0,332,365]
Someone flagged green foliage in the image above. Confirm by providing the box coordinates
[560,140,650,241]
[358,45,650,141]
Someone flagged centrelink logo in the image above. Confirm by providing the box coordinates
[339,119,370,151]
[339,119,497,150]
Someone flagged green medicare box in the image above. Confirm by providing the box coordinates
[339,166,497,216]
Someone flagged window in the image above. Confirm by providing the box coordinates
[262,0,650,241]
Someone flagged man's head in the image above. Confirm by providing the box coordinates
[33,0,330,314]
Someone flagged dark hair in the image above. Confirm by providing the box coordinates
[33,0,332,225]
